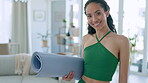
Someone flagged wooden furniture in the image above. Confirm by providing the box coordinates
[0,43,9,55]
[0,43,20,55]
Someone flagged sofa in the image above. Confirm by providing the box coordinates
[0,55,75,83]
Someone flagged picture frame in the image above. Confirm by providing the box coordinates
[34,10,45,21]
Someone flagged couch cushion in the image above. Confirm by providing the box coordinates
[0,55,16,75]
[22,76,59,83]
[0,76,22,83]
[29,67,37,75]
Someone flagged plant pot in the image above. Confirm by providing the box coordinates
[42,40,48,47]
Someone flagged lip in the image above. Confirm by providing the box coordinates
[93,22,101,27]
[94,23,100,26]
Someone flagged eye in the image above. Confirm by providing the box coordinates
[97,12,101,15]
[86,15,91,18]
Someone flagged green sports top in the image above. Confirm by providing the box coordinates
[83,31,119,81]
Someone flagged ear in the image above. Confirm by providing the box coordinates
[105,11,110,17]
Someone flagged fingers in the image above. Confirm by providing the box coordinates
[67,72,74,79]
[62,72,74,81]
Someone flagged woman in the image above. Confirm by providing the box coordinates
[62,0,130,83]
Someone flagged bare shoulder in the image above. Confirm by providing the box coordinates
[116,35,129,44]
[114,34,129,48]
[82,34,93,42]
[83,34,92,39]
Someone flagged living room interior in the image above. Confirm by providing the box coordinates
[0,0,148,83]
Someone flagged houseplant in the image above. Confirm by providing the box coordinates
[129,34,137,53]
[37,30,50,47]
[62,19,67,28]
[128,34,137,64]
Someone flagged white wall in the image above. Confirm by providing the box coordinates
[28,0,49,53]
[28,0,66,53]
[49,0,66,53]
[27,0,82,53]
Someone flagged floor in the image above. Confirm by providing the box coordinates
[74,72,148,83]
[111,72,148,83]
[127,73,148,83]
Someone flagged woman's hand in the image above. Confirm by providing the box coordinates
[62,72,74,81]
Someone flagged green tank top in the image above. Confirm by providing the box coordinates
[83,31,119,81]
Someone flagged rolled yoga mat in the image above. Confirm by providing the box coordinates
[31,52,84,80]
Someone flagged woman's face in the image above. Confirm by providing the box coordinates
[86,2,109,30]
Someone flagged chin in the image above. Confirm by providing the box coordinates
[93,26,102,30]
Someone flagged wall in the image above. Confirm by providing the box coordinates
[27,0,82,54]
[28,0,49,53]
[28,0,66,53]
[49,0,66,53]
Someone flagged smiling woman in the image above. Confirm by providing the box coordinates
[62,0,130,83]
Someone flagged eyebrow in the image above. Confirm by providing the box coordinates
[94,10,101,13]
[86,10,101,15]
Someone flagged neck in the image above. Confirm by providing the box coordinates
[95,27,110,39]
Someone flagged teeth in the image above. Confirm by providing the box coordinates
[94,23,100,26]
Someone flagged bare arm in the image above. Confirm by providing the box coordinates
[119,36,130,83]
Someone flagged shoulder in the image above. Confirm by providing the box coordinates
[116,35,129,44]
[109,34,129,49]
[81,34,94,45]
[82,34,94,41]
[109,33,129,45]
[83,34,93,38]
[114,34,129,50]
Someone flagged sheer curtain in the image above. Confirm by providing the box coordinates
[11,0,29,53]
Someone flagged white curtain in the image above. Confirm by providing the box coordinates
[14,0,28,2]
[11,1,29,53]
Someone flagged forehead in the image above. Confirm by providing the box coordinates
[86,2,104,14]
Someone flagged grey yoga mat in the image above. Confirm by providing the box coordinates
[31,52,84,80]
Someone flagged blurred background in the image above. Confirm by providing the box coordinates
[0,0,148,83]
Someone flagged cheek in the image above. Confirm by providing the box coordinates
[87,18,92,24]
[103,14,107,21]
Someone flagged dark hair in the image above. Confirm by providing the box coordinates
[84,0,117,34]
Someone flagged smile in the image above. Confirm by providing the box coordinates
[94,22,100,27]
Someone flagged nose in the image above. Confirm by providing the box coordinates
[92,15,98,22]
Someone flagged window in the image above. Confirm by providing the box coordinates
[0,0,12,43]
[123,0,146,73]
[106,0,119,32]
[82,0,87,36]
